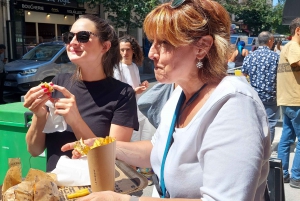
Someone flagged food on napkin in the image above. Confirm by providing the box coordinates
[74,136,116,156]
[3,180,59,201]
[3,181,35,201]
[2,167,59,201]
[25,168,56,183]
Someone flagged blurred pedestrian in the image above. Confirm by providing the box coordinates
[274,40,282,55]
[227,44,236,69]
[228,40,249,67]
[242,31,280,144]
[0,44,7,104]
[277,17,300,188]
[114,35,155,184]
[113,35,153,143]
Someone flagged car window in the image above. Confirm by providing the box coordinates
[56,51,70,63]
[230,36,238,44]
[22,44,64,61]
[248,38,254,45]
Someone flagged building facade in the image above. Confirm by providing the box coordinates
[0,1,150,72]
[4,0,89,60]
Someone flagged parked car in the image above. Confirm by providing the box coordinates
[281,40,289,46]
[4,41,75,94]
[230,35,248,45]
[247,37,257,46]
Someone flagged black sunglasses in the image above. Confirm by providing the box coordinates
[171,0,186,8]
[62,31,98,44]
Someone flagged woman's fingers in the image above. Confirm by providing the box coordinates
[52,85,74,99]
[24,86,51,108]
[24,85,44,99]
[28,94,49,111]
[61,142,75,152]
[143,80,149,88]
[61,145,82,159]
[54,98,75,108]
[72,150,82,159]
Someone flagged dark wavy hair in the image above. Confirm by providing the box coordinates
[73,14,120,79]
[119,35,144,66]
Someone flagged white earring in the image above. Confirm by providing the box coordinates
[196,60,203,69]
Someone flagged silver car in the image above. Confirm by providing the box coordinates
[4,41,75,94]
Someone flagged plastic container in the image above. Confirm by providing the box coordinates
[0,102,46,185]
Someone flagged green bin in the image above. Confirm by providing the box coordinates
[0,102,46,185]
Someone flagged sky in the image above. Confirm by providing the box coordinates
[273,0,278,6]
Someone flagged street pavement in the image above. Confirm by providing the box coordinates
[271,127,300,201]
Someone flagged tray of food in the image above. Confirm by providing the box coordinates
[1,159,148,201]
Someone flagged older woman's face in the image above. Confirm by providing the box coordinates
[66,18,104,66]
[148,39,198,83]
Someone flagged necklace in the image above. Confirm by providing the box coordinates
[177,83,207,126]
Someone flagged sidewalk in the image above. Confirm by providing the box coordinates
[271,126,299,201]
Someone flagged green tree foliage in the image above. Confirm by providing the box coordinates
[217,0,288,35]
[269,0,289,34]
[77,0,160,33]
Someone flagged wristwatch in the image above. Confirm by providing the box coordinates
[130,196,139,201]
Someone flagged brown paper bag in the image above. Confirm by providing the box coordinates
[87,140,116,192]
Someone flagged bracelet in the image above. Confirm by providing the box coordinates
[130,196,139,201]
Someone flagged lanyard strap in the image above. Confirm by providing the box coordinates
[160,92,185,198]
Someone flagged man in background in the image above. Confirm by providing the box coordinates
[242,31,280,144]
[0,44,7,104]
[277,17,300,188]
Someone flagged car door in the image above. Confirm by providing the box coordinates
[55,50,76,74]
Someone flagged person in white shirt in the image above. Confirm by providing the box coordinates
[114,35,154,142]
[114,35,155,183]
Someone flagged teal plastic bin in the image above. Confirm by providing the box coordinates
[0,102,46,185]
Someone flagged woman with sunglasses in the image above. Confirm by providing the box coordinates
[23,14,139,172]
[62,1,270,200]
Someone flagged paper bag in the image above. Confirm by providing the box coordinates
[87,140,116,192]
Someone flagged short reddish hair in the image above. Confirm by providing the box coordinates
[143,0,231,83]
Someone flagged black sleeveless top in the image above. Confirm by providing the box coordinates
[234,51,245,67]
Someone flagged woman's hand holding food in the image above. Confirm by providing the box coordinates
[52,85,81,127]
[61,138,97,159]
[23,84,52,118]
[77,191,131,201]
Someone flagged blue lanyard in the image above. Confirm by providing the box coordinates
[160,92,184,198]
